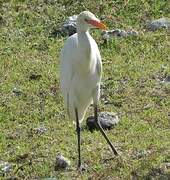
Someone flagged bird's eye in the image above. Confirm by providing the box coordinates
[84,19,89,22]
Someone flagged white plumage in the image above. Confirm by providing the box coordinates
[60,13,102,123]
[59,11,118,169]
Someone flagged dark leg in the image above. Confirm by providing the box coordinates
[94,105,119,156]
[75,108,81,168]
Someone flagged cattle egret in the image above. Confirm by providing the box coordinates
[60,11,118,169]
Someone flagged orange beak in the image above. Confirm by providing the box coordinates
[86,19,108,30]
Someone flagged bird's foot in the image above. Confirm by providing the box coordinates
[113,149,119,156]
[77,163,88,172]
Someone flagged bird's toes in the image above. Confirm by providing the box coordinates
[77,163,88,172]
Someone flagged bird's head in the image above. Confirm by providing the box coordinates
[77,11,108,32]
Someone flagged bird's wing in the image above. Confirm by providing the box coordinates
[60,49,73,96]
[60,50,74,117]
[90,37,102,78]
[59,34,79,118]
[95,44,102,79]
[96,57,102,78]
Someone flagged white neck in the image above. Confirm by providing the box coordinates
[76,30,93,74]
[77,31,91,54]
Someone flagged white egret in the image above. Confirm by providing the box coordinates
[60,11,118,169]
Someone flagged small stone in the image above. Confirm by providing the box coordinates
[86,112,119,131]
[79,163,88,171]
[102,29,138,40]
[162,75,170,84]
[149,167,164,176]
[165,162,170,169]
[33,126,47,134]
[62,15,77,36]
[0,161,12,174]
[54,154,70,170]
[143,104,153,110]
[12,88,23,96]
[127,30,139,36]
[50,15,77,37]
[146,17,170,31]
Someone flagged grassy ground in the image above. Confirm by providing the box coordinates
[0,0,170,179]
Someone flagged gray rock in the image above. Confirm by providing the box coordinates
[102,29,138,40]
[54,154,70,170]
[159,75,170,85]
[79,163,88,171]
[50,15,77,37]
[162,75,170,84]
[165,162,170,169]
[62,15,77,36]
[33,126,47,134]
[0,161,12,174]
[146,17,170,31]
[12,87,23,96]
[86,112,119,131]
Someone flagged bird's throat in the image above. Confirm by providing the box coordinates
[78,31,91,57]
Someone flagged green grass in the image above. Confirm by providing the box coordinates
[0,0,170,179]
